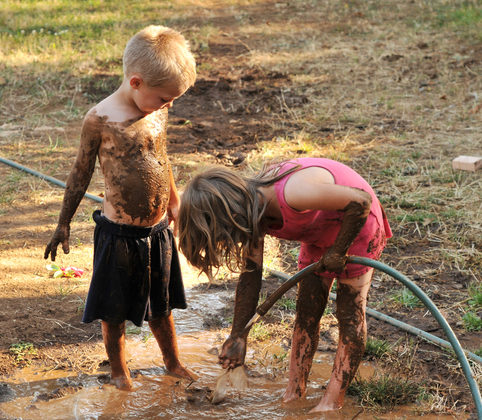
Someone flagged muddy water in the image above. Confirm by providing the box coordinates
[0,288,463,419]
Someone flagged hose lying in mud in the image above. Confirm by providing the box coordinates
[0,156,103,203]
[265,257,482,418]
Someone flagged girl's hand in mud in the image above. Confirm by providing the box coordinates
[316,248,347,274]
[44,224,70,261]
[219,336,247,369]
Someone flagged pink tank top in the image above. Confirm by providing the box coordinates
[266,158,392,247]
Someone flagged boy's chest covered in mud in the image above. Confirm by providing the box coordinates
[101,110,168,159]
[98,110,171,222]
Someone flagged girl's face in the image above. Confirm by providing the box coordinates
[130,76,186,114]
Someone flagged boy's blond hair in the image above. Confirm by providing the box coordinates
[123,25,196,90]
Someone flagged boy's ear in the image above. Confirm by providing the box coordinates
[129,75,143,89]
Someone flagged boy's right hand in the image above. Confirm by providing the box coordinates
[219,336,247,369]
[44,224,70,261]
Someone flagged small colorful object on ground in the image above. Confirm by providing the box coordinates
[46,264,84,278]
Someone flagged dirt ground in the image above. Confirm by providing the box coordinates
[0,0,481,418]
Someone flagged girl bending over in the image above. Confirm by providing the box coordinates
[178,157,392,412]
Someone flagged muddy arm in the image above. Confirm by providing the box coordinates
[283,172,372,273]
[218,259,262,369]
[45,113,101,260]
[230,257,263,339]
[321,194,371,272]
[219,243,263,369]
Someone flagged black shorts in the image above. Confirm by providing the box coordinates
[82,210,187,327]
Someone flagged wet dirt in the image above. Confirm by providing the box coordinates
[0,286,462,420]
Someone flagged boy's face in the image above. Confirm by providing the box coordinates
[130,76,186,115]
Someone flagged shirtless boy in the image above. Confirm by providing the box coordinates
[44,25,197,390]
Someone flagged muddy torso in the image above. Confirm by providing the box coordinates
[96,109,170,226]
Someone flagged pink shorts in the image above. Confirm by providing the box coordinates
[298,212,387,280]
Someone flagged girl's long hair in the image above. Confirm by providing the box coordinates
[178,163,299,276]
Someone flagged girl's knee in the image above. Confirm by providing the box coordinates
[338,269,373,289]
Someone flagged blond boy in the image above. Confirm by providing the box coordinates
[45,26,196,389]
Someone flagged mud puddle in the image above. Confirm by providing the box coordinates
[0,288,462,419]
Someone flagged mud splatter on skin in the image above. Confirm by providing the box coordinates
[99,109,171,225]
[45,112,106,260]
[231,259,263,338]
[366,226,380,254]
[101,321,132,390]
[285,273,333,399]
[57,112,105,229]
[219,259,262,368]
[335,282,366,390]
[48,107,171,260]
[321,197,371,272]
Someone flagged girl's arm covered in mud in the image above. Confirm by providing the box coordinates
[283,169,372,273]
[322,196,371,272]
[44,112,102,261]
[218,241,264,369]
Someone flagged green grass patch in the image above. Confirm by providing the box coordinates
[435,2,482,41]
[365,337,391,359]
[125,325,142,335]
[468,281,482,308]
[9,341,38,364]
[272,350,288,362]
[276,296,296,312]
[249,321,273,341]
[397,199,429,210]
[395,211,437,224]
[390,287,423,309]
[74,296,86,313]
[462,282,482,331]
[0,0,185,72]
[0,171,25,205]
[348,373,423,409]
[462,311,482,332]
[286,246,300,261]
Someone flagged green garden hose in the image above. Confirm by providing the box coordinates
[346,256,481,418]
[263,257,481,418]
[0,156,103,203]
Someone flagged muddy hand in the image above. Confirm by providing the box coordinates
[219,336,246,369]
[317,248,347,274]
[44,224,70,261]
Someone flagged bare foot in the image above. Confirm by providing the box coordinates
[282,383,304,403]
[309,398,342,413]
[110,374,133,391]
[166,363,197,381]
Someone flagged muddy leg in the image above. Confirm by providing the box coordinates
[101,321,133,390]
[149,313,195,380]
[310,269,373,413]
[282,274,334,403]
